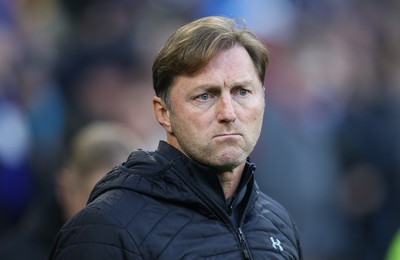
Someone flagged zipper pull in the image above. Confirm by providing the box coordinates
[237,228,250,259]
[227,204,233,216]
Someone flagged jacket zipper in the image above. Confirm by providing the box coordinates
[236,172,255,260]
[172,163,255,259]
[189,183,253,260]
[237,227,250,260]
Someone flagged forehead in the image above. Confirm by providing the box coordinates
[174,46,261,90]
[199,46,257,76]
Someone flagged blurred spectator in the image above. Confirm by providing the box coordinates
[55,0,184,151]
[0,121,139,260]
[0,0,66,231]
[252,36,349,259]
[0,20,33,232]
[337,89,400,259]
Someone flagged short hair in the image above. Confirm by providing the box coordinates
[152,16,270,107]
[66,121,136,180]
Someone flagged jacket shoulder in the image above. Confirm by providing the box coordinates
[252,188,303,259]
[256,191,294,226]
[50,190,144,259]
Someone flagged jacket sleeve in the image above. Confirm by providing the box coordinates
[49,206,142,260]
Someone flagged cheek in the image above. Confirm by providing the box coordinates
[257,106,265,122]
[171,112,193,135]
[175,106,209,127]
[246,101,264,122]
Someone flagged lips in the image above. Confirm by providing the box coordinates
[214,133,241,138]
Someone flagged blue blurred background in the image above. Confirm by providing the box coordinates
[1,0,399,259]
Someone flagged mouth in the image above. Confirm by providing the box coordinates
[214,133,242,139]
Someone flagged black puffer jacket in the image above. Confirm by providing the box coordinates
[50,141,302,259]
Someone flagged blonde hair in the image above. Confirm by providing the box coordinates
[67,121,136,180]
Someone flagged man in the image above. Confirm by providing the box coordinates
[56,121,139,221]
[50,16,302,259]
[0,121,137,260]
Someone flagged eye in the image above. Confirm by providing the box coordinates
[197,93,210,100]
[238,89,250,96]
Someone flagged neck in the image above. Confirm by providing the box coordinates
[217,163,245,199]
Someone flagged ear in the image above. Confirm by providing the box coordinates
[153,96,173,134]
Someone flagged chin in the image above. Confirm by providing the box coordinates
[213,155,244,171]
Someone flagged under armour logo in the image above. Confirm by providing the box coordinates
[270,236,283,251]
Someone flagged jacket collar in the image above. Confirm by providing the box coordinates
[156,141,255,215]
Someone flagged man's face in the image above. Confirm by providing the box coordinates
[164,45,265,170]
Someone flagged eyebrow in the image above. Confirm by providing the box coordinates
[230,80,257,88]
[193,79,258,91]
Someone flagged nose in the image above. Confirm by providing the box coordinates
[216,95,236,124]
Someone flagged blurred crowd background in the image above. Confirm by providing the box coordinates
[0,0,400,259]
